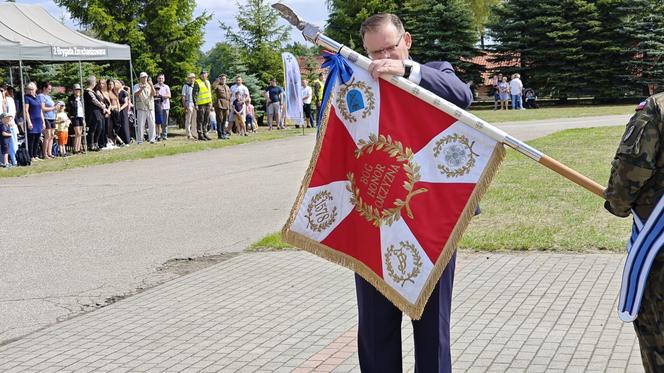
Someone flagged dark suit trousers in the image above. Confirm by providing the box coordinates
[355,252,456,373]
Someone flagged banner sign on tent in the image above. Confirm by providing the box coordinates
[52,47,108,58]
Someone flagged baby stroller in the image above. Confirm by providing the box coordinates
[524,88,538,109]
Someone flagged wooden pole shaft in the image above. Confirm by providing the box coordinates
[538,155,605,198]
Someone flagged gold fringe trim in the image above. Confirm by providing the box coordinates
[281,86,507,320]
[408,144,506,319]
[282,99,335,232]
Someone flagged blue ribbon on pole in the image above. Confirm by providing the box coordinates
[317,52,354,135]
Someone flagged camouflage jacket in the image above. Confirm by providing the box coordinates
[605,93,664,219]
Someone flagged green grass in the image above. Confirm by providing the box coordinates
[247,232,294,252]
[252,126,632,252]
[0,127,315,178]
[471,104,634,123]
[460,125,630,252]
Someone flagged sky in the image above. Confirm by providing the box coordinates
[19,0,330,52]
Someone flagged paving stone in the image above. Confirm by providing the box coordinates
[0,252,644,372]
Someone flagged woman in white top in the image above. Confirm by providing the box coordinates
[4,87,17,165]
[0,87,5,115]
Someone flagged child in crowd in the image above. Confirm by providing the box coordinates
[245,97,255,133]
[209,110,217,132]
[4,87,17,165]
[7,110,17,166]
[55,102,71,157]
[154,94,164,141]
[1,113,13,167]
[232,91,247,136]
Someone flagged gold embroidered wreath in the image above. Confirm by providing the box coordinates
[385,241,423,286]
[336,78,376,123]
[346,134,427,227]
[304,190,338,233]
[433,134,479,178]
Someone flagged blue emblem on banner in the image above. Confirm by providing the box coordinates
[347,89,365,113]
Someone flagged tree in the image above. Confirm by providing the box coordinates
[489,0,603,99]
[620,0,664,95]
[324,0,400,49]
[464,0,500,49]
[55,0,210,119]
[54,0,149,75]
[402,0,481,83]
[591,0,640,98]
[302,56,321,82]
[27,63,108,87]
[220,0,290,86]
[201,42,266,112]
[283,42,319,58]
[142,0,210,84]
[202,42,239,80]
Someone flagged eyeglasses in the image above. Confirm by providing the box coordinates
[367,33,404,59]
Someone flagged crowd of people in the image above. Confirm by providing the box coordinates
[0,75,142,167]
[185,71,255,141]
[0,68,330,168]
[184,71,325,142]
[490,73,538,110]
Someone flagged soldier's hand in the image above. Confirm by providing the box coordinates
[604,200,631,218]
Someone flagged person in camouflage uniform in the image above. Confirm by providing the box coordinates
[605,93,664,373]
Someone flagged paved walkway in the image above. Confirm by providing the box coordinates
[0,251,643,372]
[497,114,631,141]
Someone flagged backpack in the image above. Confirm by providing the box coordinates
[16,142,30,166]
[128,110,136,127]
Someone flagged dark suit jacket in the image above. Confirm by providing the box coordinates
[419,61,473,110]
[67,94,82,119]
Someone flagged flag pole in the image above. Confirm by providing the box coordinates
[273,4,605,199]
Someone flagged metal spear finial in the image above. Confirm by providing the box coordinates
[272,2,327,46]
[272,3,305,30]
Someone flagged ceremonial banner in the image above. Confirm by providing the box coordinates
[282,52,303,126]
[618,197,664,322]
[282,54,505,319]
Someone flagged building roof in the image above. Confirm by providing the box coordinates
[467,52,520,85]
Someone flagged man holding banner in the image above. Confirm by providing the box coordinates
[605,93,664,373]
[278,3,504,371]
[354,13,472,372]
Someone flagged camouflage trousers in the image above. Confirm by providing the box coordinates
[634,248,664,372]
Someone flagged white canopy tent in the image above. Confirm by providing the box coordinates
[0,3,131,62]
[0,3,134,153]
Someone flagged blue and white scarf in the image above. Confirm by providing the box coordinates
[618,195,664,322]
